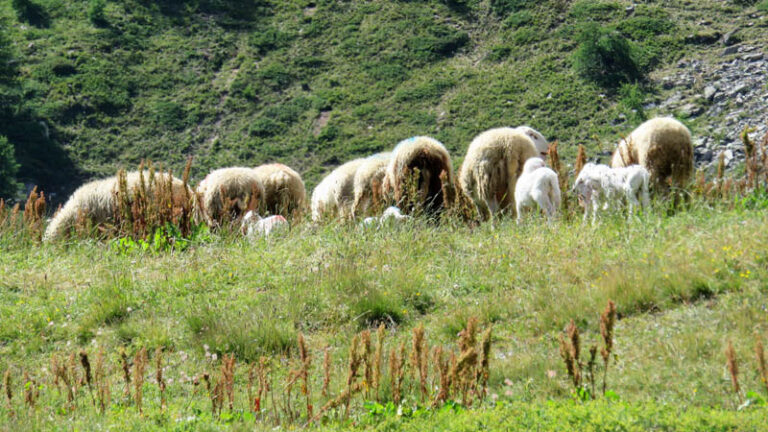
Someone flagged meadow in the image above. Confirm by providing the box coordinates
[1,183,768,429]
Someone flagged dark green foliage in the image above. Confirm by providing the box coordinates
[11,0,50,27]
[504,10,533,28]
[487,45,512,62]
[732,0,758,5]
[0,136,20,199]
[88,0,108,27]
[405,25,469,63]
[568,1,622,21]
[758,0,768,11]
[573,23,645,88]
[150,100,189,131]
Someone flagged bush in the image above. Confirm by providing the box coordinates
[11,0,50,27]
[568,0,621,21]
[758,0,768,11]
[573,23,645,88]
[619,83,647,122]
[0,136,20,199]
[88,0,108,27]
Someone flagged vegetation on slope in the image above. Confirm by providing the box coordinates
[0,0,765,199]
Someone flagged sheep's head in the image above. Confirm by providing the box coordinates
[517,126,549,158]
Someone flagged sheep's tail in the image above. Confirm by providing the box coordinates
[42,204,78,242]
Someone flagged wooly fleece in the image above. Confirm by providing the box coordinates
[241,211,289,238]
[311,158,366,221]
[383,136,454,215]
[514,158,561,222]
[353,152,391,217]
[574,163,650,223]
[611,117,693,188]
[515,126,550,158]
[197,167,265,226]
[43,171,190,242]
[459,127,539,220]
[252,163,306,218]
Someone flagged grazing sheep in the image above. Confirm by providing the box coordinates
[515,126,550,159]
[458,128,539,220]
[241,211,289,237]
[574,163,650,223]
[311,158,367,221]
[360,206,410,228]
[252,163,306,218]
[514,158,561,223]
[43,171,191,242]
[197,167,265,226]
[352,152,391,217]
[611,117,693,188]
[383,136,454,215]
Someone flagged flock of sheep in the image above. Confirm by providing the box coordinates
[41,116,694,242]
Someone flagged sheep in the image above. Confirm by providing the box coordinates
[611,117,693,189]
[241,211,289,237]
[252,163,306,219]
[197,167,265,227]
[515,126,550,159]
[383,136,455,215]
[360,206,410,228]
[514,158,561,223]
[458,128,540,221]
[311,158,367,221]
[43,170,191,242]
[352,152,391,217]
[573,163,650,223]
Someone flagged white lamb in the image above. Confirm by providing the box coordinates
[241,211,289,238]
[360,206,410,228]
[573,163,650,223]
[514,158,561,223]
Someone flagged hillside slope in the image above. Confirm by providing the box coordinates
[0,0,766,199]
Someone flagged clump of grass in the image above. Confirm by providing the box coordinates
[155,347,166,412]
[756,334,768,396]
[4,369,13,416]
[133,347,148,414]
[599,300,616,395]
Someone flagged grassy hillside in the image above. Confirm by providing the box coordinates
[2,197,768,429]
[1,0,766,198]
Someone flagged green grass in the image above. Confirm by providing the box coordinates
[1,200,768,429]
[0,0,764,196]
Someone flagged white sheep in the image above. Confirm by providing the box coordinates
[515,126,550,159]
[611,117,693,188]
[514,158,561,223]
[352,152,391,217]
[241,211,289,237]
[197,167,265,227]
[383,136,454,215]
[458,127,539,221]
[311,158,366,221]
[574,163,650,223]
[360,206,410,228]
[252,163,306,219]
[43,171,191,242]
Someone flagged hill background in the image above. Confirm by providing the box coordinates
[0,0,767,200]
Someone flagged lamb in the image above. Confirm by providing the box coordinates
[383,136,455,215]
[241,211,289,237]
[311,158,367,221]
[611,117,693,188]
[458,128,540,220]
[252,163,306,219]
[196,167,265,227]
[361,206,410,228]
[514,158,561,223]
[352,152,391,217]
[43,170,191,242]
[573,163,650,223]
[515,126,550,159]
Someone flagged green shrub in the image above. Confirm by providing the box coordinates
[0,136,20,199]
[151,100,188,130]
[568,0,621,21]
[733,0,757,5]
[758,0,768,11]
[487,45,512,62]
[88,0,108,26]
[11,0,50,27]
[573,23,645,88]
[618,83,647,122]
[504,10,534,28]
[405,25,469,63]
